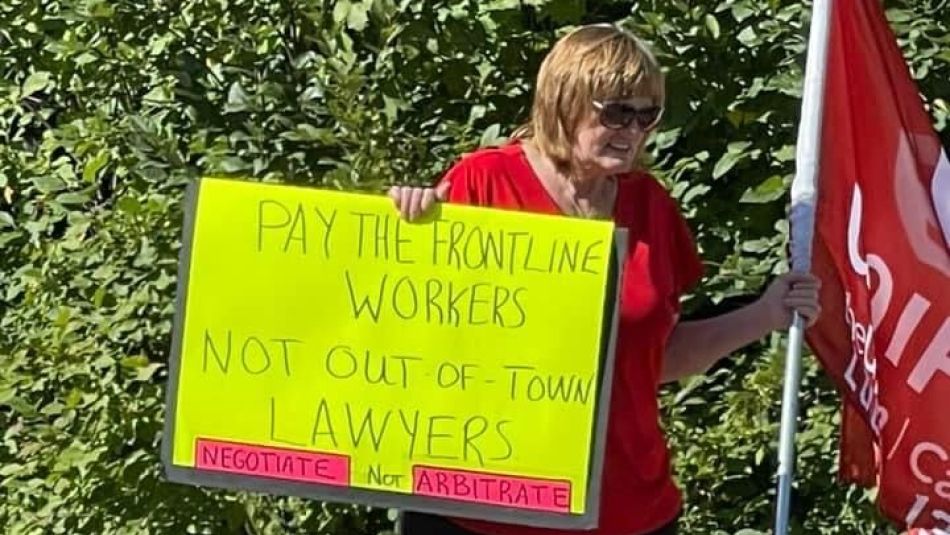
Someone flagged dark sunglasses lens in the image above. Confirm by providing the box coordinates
[635,107,662,129]
[599,103,662,130]
[600,103,634,129]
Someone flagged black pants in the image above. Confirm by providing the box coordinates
[401,512,678,535]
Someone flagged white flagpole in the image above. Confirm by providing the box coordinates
[776,0,834,533]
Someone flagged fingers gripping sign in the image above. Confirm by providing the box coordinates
[388,181,453,222]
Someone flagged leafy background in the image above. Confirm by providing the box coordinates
[1,0,948,533]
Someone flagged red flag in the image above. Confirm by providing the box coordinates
[805,0,950,530]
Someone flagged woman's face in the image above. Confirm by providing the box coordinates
[570,96,656,180]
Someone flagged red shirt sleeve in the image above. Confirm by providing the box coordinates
[436,152,494,206]
[434,143,562,216]
[622,173,704,303]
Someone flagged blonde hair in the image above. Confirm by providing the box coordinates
[512,24,665,171]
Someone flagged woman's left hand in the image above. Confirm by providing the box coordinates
[756,272,823,330]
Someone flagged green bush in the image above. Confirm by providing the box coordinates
[1,0,947,533]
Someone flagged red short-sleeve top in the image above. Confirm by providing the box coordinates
[436,142,703,535]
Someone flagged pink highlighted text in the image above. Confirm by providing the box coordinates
[413,466,571,513]
[195,438,350,486]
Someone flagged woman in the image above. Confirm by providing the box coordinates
[389,24,821,535]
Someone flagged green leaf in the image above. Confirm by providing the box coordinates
[332,1,350,24]
[480,123,503,147]
[64,389,83,408]
[116,196,141,215]
[727,141,753,153]
[713,152,742,179]
[53,445,100,474]
[299,84,324,102]
[773,144,796,162]
[0,211,14,228]
[485,0,520,9]
[683,184,711,203]
[89,0,115,18]
[75,51,97,66]
[282,124,334,143]
[0,464,21,477]
[382,95,405,122]
[55,192,91,205]
[220,157,251,173]
[5,396,37,417]
[21,71,51,97]
[225,82,251,113]
[886,8,913,23]
[0,386,15,405]
[740,175,787,203]
[347,2,369,31]
[731,4,755,22]
[737,26,757,46]
[33,175,67,193]
[91,355,114,369]
[120,355,150,369]
[741,237,772,252]
[134,363,162,381]
[726,109,759,128]
[705,14,721,40]
[83,151,110,182]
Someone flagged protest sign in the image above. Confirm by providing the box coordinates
[162,177,625,528]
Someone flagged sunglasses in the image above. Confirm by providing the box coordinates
[592,100,664,131]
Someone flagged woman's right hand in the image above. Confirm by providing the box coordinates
[387,181,451,221]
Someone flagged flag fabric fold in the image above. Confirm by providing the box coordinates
[802,0,950,529]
